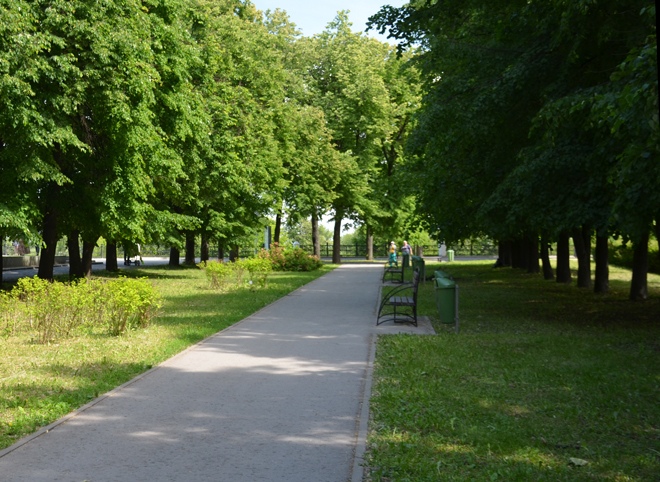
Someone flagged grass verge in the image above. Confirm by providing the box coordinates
[367,261,659,481]
[0,264,334,450]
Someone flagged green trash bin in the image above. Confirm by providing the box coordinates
[447,249,455,262]
[434,276,459,332]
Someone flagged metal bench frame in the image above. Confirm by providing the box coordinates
[377,268,420,326]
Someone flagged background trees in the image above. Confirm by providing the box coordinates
[370,0,658,299]
[2,0,656,303]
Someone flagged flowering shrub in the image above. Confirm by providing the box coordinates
[258,244,322,272]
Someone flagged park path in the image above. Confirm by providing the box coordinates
[0,264,431,482]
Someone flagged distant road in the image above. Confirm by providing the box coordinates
[1,257,171,284]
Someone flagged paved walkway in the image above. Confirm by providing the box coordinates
[0,264,433,482]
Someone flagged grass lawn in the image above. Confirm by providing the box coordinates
[0,264,335,450]
[366,261,660,481]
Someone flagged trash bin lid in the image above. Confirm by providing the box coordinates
[434,277,456,288]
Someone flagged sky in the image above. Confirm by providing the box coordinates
[251,0,407,41]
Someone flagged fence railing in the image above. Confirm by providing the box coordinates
[3,241,498,261]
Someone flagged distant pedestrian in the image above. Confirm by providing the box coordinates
[388,241,398,267]
[401,241,412,267]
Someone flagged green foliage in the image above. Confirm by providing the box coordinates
[4,276,161,341]
[199,260,235,291]
[236,257,272,289]
[258,244,323,271]
[103,278,162,336]
[610,242,660,275]
[199,257,273,290]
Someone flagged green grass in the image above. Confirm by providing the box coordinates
[367,261,660,481]
[0,264,335,450]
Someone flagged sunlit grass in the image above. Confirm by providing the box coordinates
[0,264,335,449]
[366,261,660,481]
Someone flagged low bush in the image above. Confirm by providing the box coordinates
[610,242,660,274]
[2,276,161,342]
[258,244,322,272]
[236,257,272,289]
[103,277,162,336]
[199,260,234,290]
[199,257,272,290]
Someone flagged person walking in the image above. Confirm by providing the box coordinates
[401,240,412,268]
[388,241,398,267]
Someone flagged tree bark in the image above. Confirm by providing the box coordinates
[594,233,609,293]
[540,235,554,280]
[38,207,58,280]
[200,233,210,262]
[218,243,224,261]
[498,240,512,267]
[229,245,239,262]
[67,230,83,278]
[81,239,96,277]
[366,224,374,261]
[311,212,320,257]
[106,241,119,271]
[511,238,525,269]
[184,232,195,265]
[332,211,343,264]
[0,248,3,285]
[169,247,180,267]
[556,231,572,284]
[629,231,649,301]
[572,226,592,288]
[527,235,540,274]
[274,209,282,245]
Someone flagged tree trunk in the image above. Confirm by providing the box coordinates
[38,208,58,280]
[229,245,239,262]
[274,209,282,245]
[184,232,195,265]
[540,235,554,280]
[218,243,224,261]
[67,230,83,278]
[510,238,523,269]
[106,241,119,271]
[572,226,592,289]
[366,224,374,261]
[527,235,540,274]
[0,248,3,285]
[81,239,96,277]
[169,247,180,267]
[311,212,320,257]
[594,233,609,293]
[332,211,343,264]
[200,233,210,262]
[655,217,660,265]
[556,231,572,284]
[629,231,649,301]
[498,240,512,267]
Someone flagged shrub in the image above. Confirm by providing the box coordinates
[610,242,660,275]
[198,260,234,290]
[236,257,272,289]
[283,248,323,271]
[103,277,162,336]
[258,244,322,272]
[4,276,161,341]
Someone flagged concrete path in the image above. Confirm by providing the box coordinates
[0,264,433,482]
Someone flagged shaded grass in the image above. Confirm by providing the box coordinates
[0,264,335,449]
[367,261,660,481]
